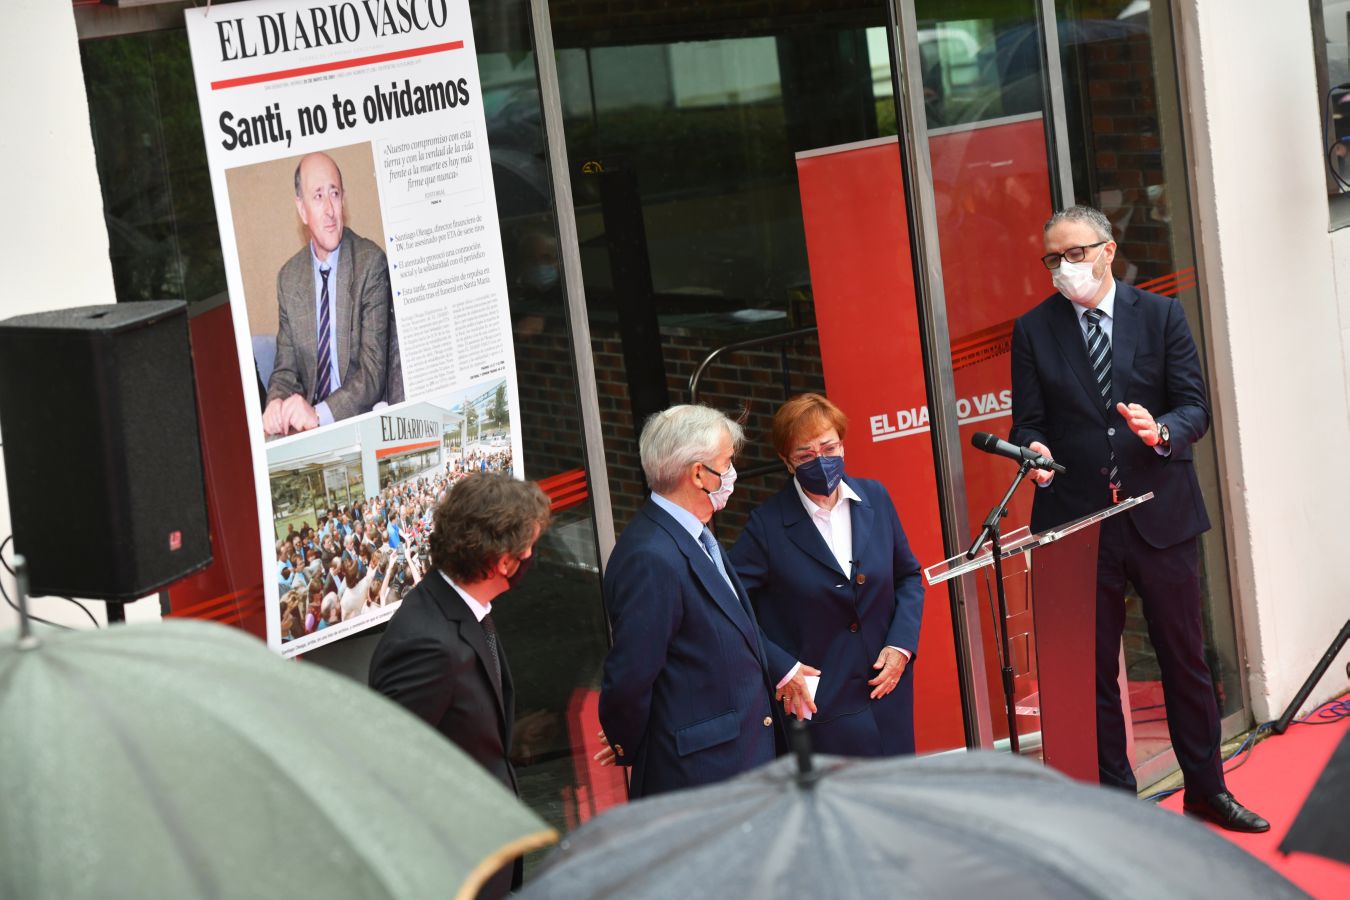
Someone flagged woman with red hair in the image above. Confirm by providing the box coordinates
[731,393,925,755]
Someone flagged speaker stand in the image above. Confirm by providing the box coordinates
[1273,618,1350,733]
[106,602,126,625]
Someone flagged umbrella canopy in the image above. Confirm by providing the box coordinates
[522,750,1305,900]
[1280,727,1350,865]
[0,620,555,900]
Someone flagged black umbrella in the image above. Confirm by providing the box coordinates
[1280,727,1350,865]
[521,747,1305,899]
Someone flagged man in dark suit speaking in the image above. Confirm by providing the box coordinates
[263,151,398,436]
[1009,205,1266,832]
[369,473,550,897]
[596,405,817,799]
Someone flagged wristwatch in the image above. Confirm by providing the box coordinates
[1156,422,1170,448]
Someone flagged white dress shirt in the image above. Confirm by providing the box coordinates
[649,492,705,544]
[440,570,490,622]
[1072,280,1116,342]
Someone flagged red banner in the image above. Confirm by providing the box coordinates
[796,117,1054,749]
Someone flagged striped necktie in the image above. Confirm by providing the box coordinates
[314,264,333,404]
[1084,309,1120,494]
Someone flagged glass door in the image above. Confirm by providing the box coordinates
[905,0,1246,782]
[551,0,978,753]
[552,0,1248,779]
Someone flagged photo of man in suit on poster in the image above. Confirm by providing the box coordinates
[226,144,404,437]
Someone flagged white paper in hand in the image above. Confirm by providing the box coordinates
[797,674,820,721]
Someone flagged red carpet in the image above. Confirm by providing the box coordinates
[1159,696,1350,899]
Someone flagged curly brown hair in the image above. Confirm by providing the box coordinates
[429,473,551,583]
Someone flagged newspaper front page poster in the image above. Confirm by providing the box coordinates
[185,0,523,656]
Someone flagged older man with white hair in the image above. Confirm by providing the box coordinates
[597,405,816,798]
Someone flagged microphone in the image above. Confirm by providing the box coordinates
[970,432,1067,474]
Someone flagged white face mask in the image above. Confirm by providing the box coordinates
[1052,256,1106,305]
[701,463,737,513]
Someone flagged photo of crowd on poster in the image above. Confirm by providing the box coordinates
[269,378,514,646]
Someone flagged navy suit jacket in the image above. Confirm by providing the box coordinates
[599,499,787,799]
[731,476,924,755]
[1009,283,1211,548]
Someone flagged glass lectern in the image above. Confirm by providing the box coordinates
[926,493,1153,782]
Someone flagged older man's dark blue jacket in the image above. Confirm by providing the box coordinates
[599,499,789,799]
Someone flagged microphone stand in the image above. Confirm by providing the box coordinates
[965,459,1034,756]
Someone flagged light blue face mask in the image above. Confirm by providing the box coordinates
[795,454,845,496]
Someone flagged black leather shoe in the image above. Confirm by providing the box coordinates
[1182,791,1270,833]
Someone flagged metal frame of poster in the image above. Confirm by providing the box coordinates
[185,0,523,656]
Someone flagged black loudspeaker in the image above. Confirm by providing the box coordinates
[0,301,212,600]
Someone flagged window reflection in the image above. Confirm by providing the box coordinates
[81,31,227,306]
[1316,1,1350,204]
[877,12,1047,129]
[377,448,441,489]
[559,18,891,538]
[270,456,362,540]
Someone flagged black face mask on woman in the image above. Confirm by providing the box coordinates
[795,454,845,496]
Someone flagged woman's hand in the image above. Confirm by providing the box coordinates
[593,730,616,766]
[777,664,822,717]
[868,647,908,699]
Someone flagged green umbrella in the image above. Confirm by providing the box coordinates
[0,619,556,900]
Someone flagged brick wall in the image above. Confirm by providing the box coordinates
[1080,31,1178,285]
[513,321,589,481]
[588,319,827,543]
[512,300,829,546]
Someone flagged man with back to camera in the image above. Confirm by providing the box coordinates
[368,472,550,898]
[595,404,819,799]
[1009,205,1267,832]
[263,151,396,435]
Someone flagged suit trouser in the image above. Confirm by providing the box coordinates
[1094,514,1225,797]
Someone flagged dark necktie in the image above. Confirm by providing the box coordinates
[1084,309,1120,493]
[480,611,503,694]
[314,265,333,404]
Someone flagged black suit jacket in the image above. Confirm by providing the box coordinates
[1009,283,1211,549]
[368,574,516,793]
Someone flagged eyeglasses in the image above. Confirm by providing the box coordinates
[1040,240,1108,270]
[788,441,842,466]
